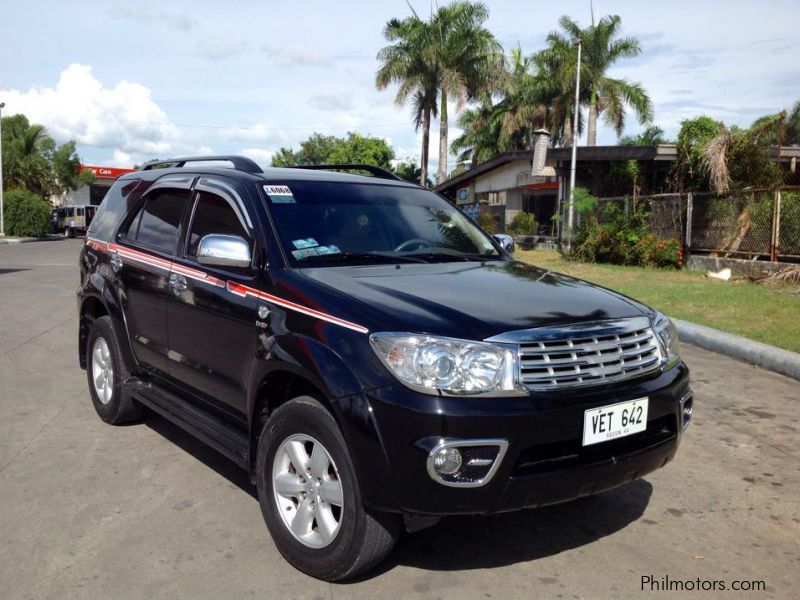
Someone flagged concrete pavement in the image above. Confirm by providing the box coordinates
[1,240,798,599]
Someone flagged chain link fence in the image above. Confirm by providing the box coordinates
[592,187,800,262]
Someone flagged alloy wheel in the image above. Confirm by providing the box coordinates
[272,434,344,548]
[91,337,114,405]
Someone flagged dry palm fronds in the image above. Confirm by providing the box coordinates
[758,265,800,289]
[701,131,733,194]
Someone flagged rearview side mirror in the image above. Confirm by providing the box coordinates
[493,233,515,254]
[196,234,252,268]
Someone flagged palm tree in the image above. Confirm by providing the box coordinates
[426,1,503,182]
[376,14,438,185]
[1,114,53,195]
[549,15,652,146]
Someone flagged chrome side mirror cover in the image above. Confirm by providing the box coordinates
[196,234,252,268]
[493,233,515,255]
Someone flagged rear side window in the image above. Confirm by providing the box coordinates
[187,192,249,257]
[126,188,190,254]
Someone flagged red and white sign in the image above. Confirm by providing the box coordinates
[79,165,136,179]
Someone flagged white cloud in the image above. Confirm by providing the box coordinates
[0,64,178,161]
[239,148,275,167]
[110,3,197,31]
[262,44,332,67]
[221,121,292,145]
[308,90,354,111]
[197,38,249,61]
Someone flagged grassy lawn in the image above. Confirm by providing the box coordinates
[516,249,800,353]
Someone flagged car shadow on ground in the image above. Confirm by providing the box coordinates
[144,413,257,498]
[368,479,652,577]
[144,411,652,576]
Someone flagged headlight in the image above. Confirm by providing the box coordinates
[370,333,523,396]
[652,311,681,369]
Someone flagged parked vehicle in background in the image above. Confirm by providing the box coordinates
[76,156,692,581]
[52,204,96,237]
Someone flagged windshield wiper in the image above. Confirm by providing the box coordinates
[407,250,503,263]
[296,251,428,264]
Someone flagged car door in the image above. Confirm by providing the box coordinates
[114,178,193,376]
[166,177,260,413]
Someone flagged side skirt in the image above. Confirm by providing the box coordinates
[129,381,250,469]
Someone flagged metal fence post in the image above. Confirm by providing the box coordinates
[770,189,782,261]
[685,192,693,257]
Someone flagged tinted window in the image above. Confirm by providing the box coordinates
[264,181,499,265]
[130,189,190,253]
[187,192,249,257]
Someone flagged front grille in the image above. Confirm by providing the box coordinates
[518,320,663,390]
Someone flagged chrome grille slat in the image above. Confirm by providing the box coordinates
[516,320,664,390]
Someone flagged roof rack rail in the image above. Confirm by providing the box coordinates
[140,155,263,174]
[287,164,403,182]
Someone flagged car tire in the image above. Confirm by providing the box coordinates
[65,227,74,238]
[256,396,400,581]
[86,316,142,425]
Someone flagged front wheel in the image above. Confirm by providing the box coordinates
[256,396,400,581]
[86,316,142,424]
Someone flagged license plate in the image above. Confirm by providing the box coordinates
[582,397,648,446]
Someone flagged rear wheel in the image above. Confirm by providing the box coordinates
[256,396,400,581]
[86,316,142,424]
[65,227,74,238]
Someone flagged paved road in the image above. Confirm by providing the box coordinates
[1,240,797,599]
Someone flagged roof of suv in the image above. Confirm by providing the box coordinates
[117,156,418,189]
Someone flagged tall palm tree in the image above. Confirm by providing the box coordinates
[550,15,652,146]
[426,1,503,183]
[1,114,53,195]
[376,14,438,185]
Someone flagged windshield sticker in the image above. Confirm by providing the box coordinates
[292,248,319,259]
[315,245,341,256]
[292,238,319,249]
[263,185,295,203]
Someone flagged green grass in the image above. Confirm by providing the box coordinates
[516,250,800,353]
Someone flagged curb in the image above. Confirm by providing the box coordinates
[0,235,68,245]
[673,318,800,382]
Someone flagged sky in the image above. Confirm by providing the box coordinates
[1,0,798,176]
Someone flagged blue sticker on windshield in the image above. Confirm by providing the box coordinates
[292,238,318,249]
[315,245,341,256]
[292,248,319,259]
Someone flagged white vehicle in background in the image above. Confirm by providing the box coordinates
[52,204,96,238]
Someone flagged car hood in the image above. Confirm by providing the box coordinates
[298,260,651,340]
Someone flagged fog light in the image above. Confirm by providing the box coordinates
[432,447,462,475]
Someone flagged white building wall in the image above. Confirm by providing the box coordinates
[474,160,531,194]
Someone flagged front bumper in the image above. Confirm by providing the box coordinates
[354,362,690,515]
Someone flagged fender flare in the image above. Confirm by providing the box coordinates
[79,272,138,372]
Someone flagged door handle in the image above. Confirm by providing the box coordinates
[169,273,188,296]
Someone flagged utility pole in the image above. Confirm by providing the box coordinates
[566,38,582,253]
[0,101,5,237]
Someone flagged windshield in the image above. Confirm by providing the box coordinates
[262,181,501,265]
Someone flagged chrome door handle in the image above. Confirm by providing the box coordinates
[169,273,188,296]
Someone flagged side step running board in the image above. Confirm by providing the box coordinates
[130,383,250,469]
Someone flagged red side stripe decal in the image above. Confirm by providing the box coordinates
[89,241,368,334]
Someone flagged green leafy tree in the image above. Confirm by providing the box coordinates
[376,13,438,185]
[377,2,502,184]
[1,114,90,197]
[393,159,432,186]
[673,116,720,191]
[271,132,395,169]
[546,15,652,146]
[4,189,51,237]
[426,1,503,183]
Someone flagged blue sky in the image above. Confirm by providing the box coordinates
[1,0,798,175]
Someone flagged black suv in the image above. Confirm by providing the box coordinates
[78,156,692,580]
